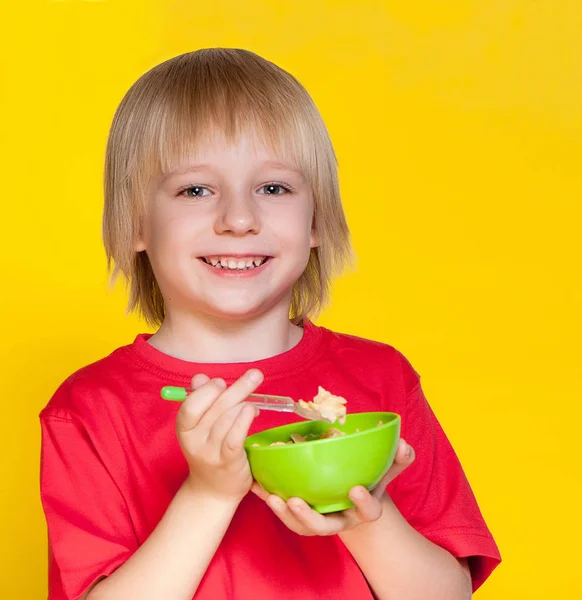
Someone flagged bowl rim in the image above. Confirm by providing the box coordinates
[245,411,401,451]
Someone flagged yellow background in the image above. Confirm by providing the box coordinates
[1,0,580,598]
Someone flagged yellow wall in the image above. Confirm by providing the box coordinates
[1,0,580,597]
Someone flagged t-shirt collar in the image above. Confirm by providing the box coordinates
[128,320,324,383]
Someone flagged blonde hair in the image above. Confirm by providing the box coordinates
[103,48,353,326]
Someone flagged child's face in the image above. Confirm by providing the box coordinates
[137,132,318,322]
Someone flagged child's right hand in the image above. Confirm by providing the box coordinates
[176,369,263,503]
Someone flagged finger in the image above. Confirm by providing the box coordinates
[191,373,211,390]
[286,498,347,536]
[348,486,383,522]
[197,369,263,431]
[266,495,312,536]
[207,401,250,448]
[372,439,415,499]
[250,482,270,501]
[175,378,227,434]
[222,403,260,456]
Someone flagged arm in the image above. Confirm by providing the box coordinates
[86,483,238,600]
[251,440,472,600]
[42,370,264,600]
[251,361,499,596]
[86,371,264,600]
[338,495,472,600]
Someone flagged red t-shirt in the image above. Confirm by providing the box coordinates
[40,322,501,599]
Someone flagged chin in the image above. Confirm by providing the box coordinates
[203,301,271,322]
[200,289,292,322]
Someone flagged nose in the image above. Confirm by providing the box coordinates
[214,191,260,236]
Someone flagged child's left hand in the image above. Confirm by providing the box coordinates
[250,438,415,536]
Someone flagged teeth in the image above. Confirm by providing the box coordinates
[203,256,267,270]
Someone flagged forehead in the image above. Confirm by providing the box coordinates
[155,115,313,181]
[164,131,305,178]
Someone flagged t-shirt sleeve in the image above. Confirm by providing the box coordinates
[40,407,138,600]
[388,360,501,591]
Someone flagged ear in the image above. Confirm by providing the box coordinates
[134,219,147,252]
[309,220,319,248]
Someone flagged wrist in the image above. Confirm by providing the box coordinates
[180,477,243,513]
[339,494,402,542]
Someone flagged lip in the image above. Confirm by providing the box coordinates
[201,253,267,259]
[197,256,272,278]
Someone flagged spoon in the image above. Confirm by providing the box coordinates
[160,386,336,423]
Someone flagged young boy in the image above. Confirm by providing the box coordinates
[40,48,501,600]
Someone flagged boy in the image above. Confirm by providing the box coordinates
[40,48,500,599]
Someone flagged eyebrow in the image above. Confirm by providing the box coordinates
[261,160,303,175]
[167,160,304,178]
[167,163,212,177]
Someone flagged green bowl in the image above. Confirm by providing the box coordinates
[245,412,401,514]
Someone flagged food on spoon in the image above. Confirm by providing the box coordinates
[298,386,347,425]
[251,387,351,447]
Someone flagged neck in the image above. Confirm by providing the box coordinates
[147,305,304,364]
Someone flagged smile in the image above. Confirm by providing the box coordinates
[199,256,270,270]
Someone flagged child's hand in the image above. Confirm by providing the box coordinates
[251,438,415,536]
[177,369,263,503]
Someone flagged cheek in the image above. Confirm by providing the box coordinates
[272,203,314,244]
[277,214,311,241]
[144,223,198,278]
[148,204,200,249]
[279,223,314,267]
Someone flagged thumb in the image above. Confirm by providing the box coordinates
[372,439,415,499]
[191,373,210,390]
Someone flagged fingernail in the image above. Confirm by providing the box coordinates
[248,369,262,382]
[352,487,366,499]
[214,378,227,389]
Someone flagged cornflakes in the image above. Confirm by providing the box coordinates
[298,386,347,425]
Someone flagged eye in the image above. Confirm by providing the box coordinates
[258,183,292,196]
[180,186,212,198]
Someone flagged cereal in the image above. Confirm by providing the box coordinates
[319,427,345,440]
[255,415,386,447]
[298,386,347,425]
[265,428,345,446]
[255,387,350,447]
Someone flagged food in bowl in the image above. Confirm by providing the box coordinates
[252,422,387,447]
[251,386,348,447]
[245,412,401,513]
[253,426,346,447]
